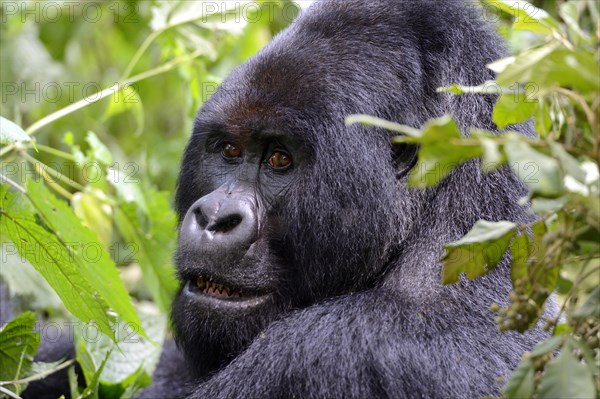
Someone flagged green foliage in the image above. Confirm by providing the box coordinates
[350,0,599,396]
[0,0,300,396]
[0,312,39,396]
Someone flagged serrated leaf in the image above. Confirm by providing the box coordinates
[1,187,114,339]
[1,180,145,341]
[442,220,517,284]
[538,345,596,399]
[0,116,31,145]
[0,312,40,395]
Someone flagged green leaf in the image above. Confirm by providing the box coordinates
[484,0,561,36]
[102,86,145,137]
[113,189,177,311]
[82,311,166,397]
[492,92,536,130]
[494,46,600,94]
[478,136,505,173]
[548,141,586,183]
[0,312,40,395]
[504,135,564,197]
[559,1,591,46]
[1,180,145,341]
[489,43,558,85]
[72,189,113,248]
[25,180,145,339]
[407,116,482,188]
[503,356,535,399]
[76,338,111,399]
[538,345,596,399]
[86,131,113,167]
[573,285,600,319]
[1,186,114,339]
[530,335,563,357]
[534,99,552,137]
[442,220,517,284]
[509,233,529,286]
[0,116,31,145]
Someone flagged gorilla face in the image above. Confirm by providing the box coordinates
[172,41,419,369]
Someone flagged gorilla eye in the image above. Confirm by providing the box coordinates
[267,151,292,170]
[222,143,242,159]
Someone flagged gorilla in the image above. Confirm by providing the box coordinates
[23,0,550,398]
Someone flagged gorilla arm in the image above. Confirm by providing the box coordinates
[187,288,517,399]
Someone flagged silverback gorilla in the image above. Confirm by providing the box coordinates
[25,0,550,398]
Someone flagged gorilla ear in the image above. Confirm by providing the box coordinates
[391,143,418,179]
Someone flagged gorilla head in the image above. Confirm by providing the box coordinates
[169,0,543,395]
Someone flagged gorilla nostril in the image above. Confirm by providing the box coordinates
[209,215,243,234]
[194,208,210,230]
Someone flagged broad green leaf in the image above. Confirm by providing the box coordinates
[0,116,31,145]
[405,116,482,188]
[83,311,166,397]
[559,2,591,46]
[504,135,564,197]
[442,220,517,284]
[72,189,113,248]
[25,179,145,339]
[494,46,599,94]
[1,180,145,340]
[503,356,534,399]
[538,345,596,399]
[0,312,40,395]
[493,92,536,130]
[489,43,558,83]
[484,0,560,36]
[1,186,114,339]
[113,189,177,311]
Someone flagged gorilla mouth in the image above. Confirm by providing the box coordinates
[185,275,272,308]
[195,276,246,299]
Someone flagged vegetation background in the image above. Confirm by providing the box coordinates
[0,1,598,398]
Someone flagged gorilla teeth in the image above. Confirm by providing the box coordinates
[196,276,243,298]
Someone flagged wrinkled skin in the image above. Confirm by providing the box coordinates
[23,1,552,398]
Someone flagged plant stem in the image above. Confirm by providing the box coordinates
[25,49,205,137]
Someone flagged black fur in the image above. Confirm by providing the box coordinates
[23,1,551,398]
[141,1,549,398]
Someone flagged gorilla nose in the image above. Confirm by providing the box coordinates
[182,194,258,252]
